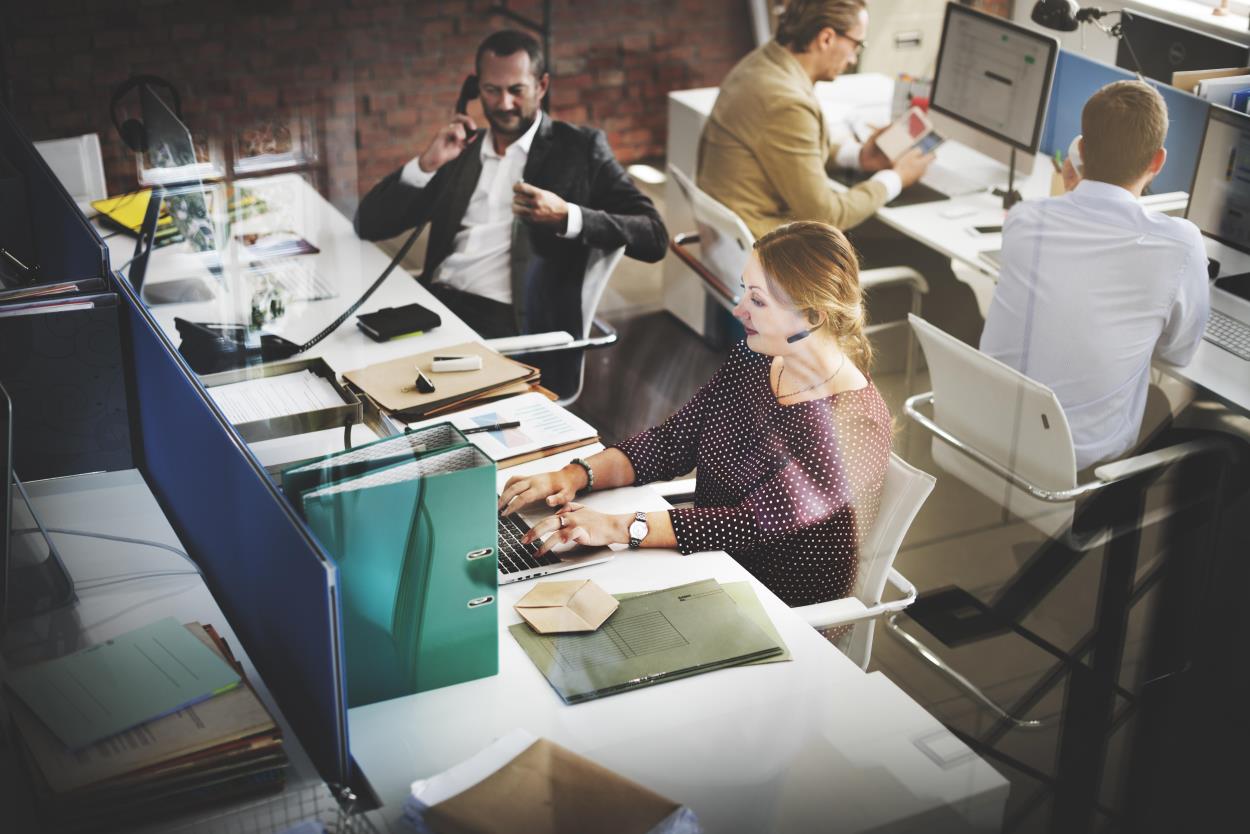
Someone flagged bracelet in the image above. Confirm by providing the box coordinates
[570,457,594,493]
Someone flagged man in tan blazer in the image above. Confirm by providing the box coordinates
[698,0,985,345]
[698,0,931,238]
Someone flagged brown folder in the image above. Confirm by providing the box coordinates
[344,341,534,419]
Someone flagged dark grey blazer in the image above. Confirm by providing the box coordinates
[354,115,667,343]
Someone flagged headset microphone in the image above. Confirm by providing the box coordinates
[786,329,810,344]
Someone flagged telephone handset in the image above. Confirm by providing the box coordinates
[456,75,479,116]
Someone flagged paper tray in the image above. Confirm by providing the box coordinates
[200,357,362,443]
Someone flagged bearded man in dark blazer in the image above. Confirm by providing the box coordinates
[354,29,667,395]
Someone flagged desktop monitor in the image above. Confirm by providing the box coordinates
[0,380,75,632]
[1186,105,1250,255]
[1118,11,1249,86]
[929,2,1059,160]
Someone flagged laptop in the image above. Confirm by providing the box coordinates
[495,510,614,584]
[1185,105,1250,362]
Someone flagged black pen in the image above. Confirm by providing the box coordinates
[463,421,520,434]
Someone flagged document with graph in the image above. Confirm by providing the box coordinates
[509,579,782,703]
[406,391,598,467]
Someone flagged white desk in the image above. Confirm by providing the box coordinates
[349,449,1008,834]
[100,173,480,376]
[86,175,1009,832]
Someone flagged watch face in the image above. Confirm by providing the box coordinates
[629,519,648,540]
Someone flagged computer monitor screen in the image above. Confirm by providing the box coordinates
[929,2,1058,154]
[1118,11,1249,86]
[0,380,75,630]
[1186,106,1250,255]
[138,84,216,255]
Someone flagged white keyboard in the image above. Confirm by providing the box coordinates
[1204,309,1250,361]
[248,258,338,301]
[922,164,984,197]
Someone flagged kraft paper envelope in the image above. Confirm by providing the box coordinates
[425,737,682,834]
[515,580,619,633]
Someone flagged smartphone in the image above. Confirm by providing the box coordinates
[914,131,945,154]
[973,224,1003,234]
[356,303,442,342]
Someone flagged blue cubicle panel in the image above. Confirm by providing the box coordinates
[114,277,352,789]
[1041,49,1209,196]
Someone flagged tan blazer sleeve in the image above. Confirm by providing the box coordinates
[755,101,888,231]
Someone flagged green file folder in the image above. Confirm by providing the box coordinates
[300,443,498,707]
[281,423,470,515]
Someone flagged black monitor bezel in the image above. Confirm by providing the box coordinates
[929,1,1060,156]
[1185,104,1250,257]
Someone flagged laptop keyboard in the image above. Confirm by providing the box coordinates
[497,513,562,575]
[1204,309,1250,361]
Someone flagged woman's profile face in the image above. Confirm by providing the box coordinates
[733,253,811,356]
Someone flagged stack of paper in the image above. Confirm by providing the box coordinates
[345,341,541,420]
[404,391,598,468]
[403,729,702,834]
[5,621,287,832]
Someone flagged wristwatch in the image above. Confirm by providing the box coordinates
[628,511,649,549]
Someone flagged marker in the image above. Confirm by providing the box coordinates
[462,421,520,434]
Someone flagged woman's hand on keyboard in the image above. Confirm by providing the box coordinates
[498,464,588,514]
[523,503,628,555]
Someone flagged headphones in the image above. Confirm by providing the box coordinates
[110,74,183,153]
[786,312,826,344]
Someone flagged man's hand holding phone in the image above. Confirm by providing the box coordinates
[417,114,479,174]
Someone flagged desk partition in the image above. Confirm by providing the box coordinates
[1040,49,1209,196]
[115,275,353,790]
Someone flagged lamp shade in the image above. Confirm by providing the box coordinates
[1031,0,1081,31]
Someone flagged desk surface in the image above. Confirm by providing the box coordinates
[91,174,1008,832]
[348,449,1008,834]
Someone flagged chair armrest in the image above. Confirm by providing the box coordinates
[669,232,739,311]
[652,478,697,505]
[859,266,929,294]
[487,319,618,357]
[906,392,1230,503]
[793,568,919,630]
[1092,438,1225,482]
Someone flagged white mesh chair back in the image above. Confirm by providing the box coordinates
[910,314,1078,537]
[667,164,752,295]
[842,452,935,667]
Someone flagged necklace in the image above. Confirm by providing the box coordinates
[776,352,847,399]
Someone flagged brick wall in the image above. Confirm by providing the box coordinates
[1,0,754,214]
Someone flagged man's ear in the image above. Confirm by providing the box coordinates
[1150,146,1167,175]
[536,72,550,100]
[811,26,838,53]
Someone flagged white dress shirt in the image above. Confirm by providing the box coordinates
[833,140,902,202]
[980,179,1210,470]
[399,112,582,304]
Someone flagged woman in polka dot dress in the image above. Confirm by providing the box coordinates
[498,221,892,606]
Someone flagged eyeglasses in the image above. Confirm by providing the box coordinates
[835,30,866,55]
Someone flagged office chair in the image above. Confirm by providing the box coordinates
[33,133,107,214]
[486,245,625,407]
[654,452,935,671]
[890,313,1226,726]
[666,164,929,396]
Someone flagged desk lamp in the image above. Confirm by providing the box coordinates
[1030,0,1145,78]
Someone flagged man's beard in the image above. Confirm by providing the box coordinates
[487,108,536,141]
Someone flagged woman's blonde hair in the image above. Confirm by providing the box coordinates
[753,221,872,373]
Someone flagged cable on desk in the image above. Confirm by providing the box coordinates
[10,526,200,576]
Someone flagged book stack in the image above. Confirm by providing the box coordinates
[5,621,287,832]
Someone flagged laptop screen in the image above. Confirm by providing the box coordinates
[1187,106,1250,256]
